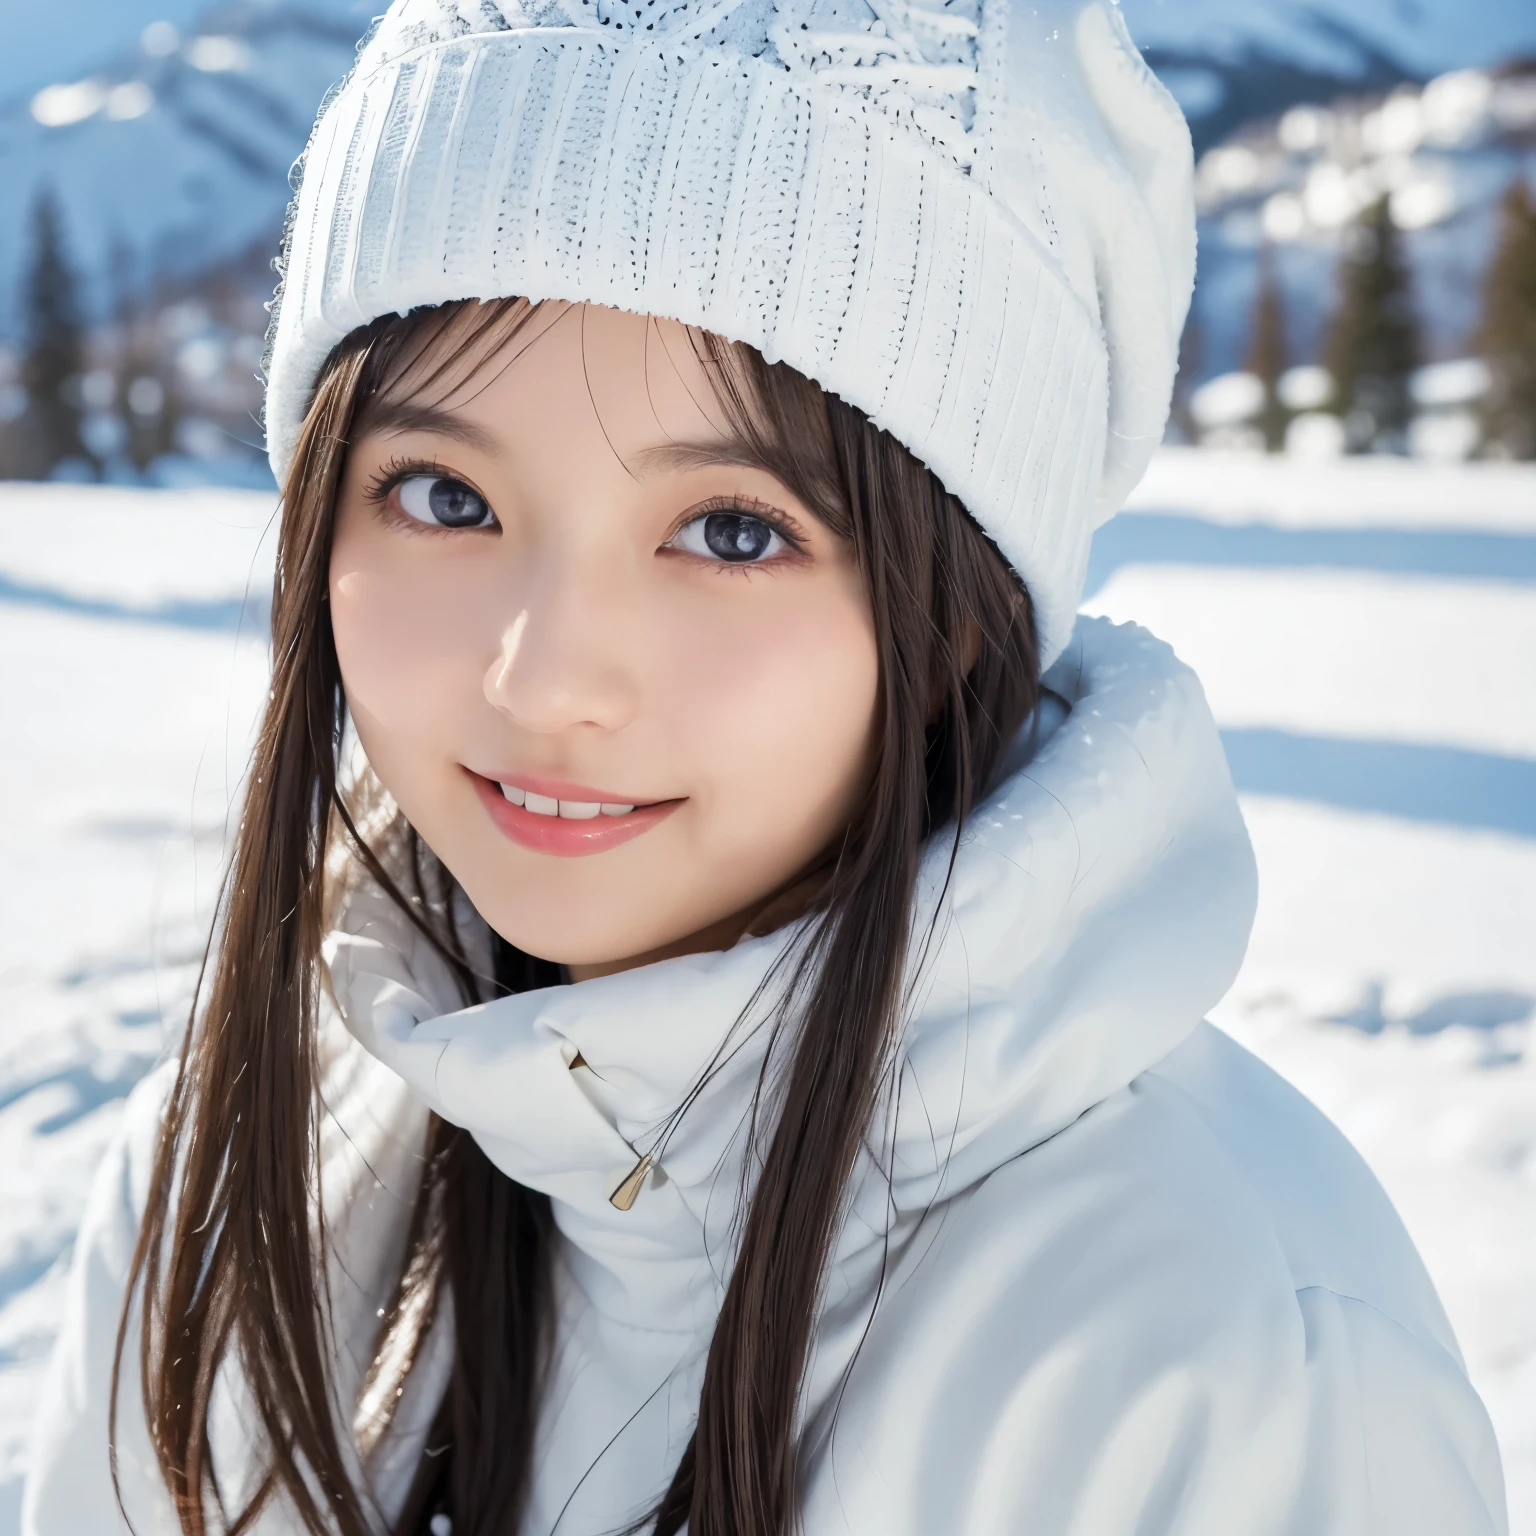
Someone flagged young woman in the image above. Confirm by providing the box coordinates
[25,1,1506,1533]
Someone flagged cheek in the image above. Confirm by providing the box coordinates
[328,536,484,772]
[661,578,879,837]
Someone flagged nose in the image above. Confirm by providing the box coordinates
[483,568,641,735]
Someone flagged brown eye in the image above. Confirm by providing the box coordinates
[669,510,784,563]
[397,475,494,529]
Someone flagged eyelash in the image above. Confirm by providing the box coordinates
[360,461,809,564]
[668,495,809,569]
[361,457,488,527]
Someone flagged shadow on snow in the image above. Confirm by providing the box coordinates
[1086,512,1536,600]
[1326,981,1534,1037]
[1221,728,1536,839]
[0,571,269,633]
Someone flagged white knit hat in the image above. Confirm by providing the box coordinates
[265,0,1195,667]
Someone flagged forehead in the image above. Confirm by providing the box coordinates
[373,301,736,455]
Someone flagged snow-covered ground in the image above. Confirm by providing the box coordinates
[0,485,274,1534]
[0,450,1533,1532]
[1099,451,1536,1534]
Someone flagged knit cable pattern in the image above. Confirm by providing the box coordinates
[366,0,980,167]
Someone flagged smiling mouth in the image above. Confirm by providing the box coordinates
[467,769,682,857]
[496,782,646,820]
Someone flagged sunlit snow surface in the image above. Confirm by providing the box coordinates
[1,452,1533,1531]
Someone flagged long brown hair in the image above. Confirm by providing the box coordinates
[115,299,1038,1536]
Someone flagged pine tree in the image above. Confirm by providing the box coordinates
[119,283,179,472]
[18,191,89,478]
[1323,195,1420,453]
[1478,178,1536,460]
[1245,243,1289,453]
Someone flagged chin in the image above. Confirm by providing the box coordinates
[469,888,671,971]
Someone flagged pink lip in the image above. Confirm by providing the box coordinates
[489,771,654,806]
[467,770,682,858]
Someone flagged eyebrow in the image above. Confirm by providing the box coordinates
[353,400,501,455]
[627,438,767,477]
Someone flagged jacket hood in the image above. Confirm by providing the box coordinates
[325,615,1257,1334]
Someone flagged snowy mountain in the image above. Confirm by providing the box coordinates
[2,0,1535,343]
[1125,0,1536,148]
[0,2,361,337]
[1128,0,1536,78]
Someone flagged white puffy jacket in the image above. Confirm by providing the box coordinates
[24,617,1507,1535]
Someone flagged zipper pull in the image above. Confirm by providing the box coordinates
[609,1151,654,1211]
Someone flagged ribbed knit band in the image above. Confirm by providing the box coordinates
[266,26,1111,666]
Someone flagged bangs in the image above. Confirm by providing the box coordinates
[332,297,855,544]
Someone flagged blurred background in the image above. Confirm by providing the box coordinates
[0,3,1533,1533]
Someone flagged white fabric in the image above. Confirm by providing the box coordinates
[24,617,1508,1534]
[262,0,1196,668]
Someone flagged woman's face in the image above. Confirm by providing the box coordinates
[330,303,879,978]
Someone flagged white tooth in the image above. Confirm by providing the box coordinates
[600,803,635,816]
[500,782,525,806]
[559,800,601,820]
[524,791,559,817]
